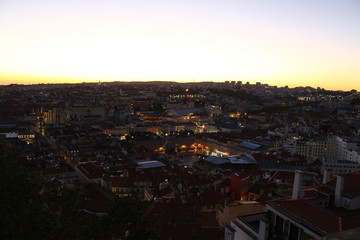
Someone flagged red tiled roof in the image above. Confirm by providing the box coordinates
[279,187,318,199]
[77,163,104,179]
[326,172,360,196]
[269,199,340,235]
[255,193,273,205]
[233,170,260,180]
[132,172,152,183]
[111,176,132,188]
[272,171,295,181]
[269,198,360,235]
[201,190,226,206]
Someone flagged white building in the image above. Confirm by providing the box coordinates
[288,136,360,163]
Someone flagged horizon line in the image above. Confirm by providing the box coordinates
[0,79,358,92]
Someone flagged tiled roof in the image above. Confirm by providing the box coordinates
[255,194,273,205]
[269,198,360,235]
[77,162,105,179]
[111,176,132,188]
[326,172,360,197]
[269,199,339,235]
[201,190,226,206]
[132,172,152,183]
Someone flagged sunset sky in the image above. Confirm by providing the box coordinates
[0,0,359,90]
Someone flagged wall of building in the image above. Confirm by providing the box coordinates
[230,222,257,240]
[231,174,249,201]
[296,136,360,163]
[348,195,360,210]
[322,161,360,175]
[217,201,265,227]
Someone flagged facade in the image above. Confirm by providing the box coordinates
[327,136,360,163]
[227,171,360,240]
[231,173,250,201]
[43,108,67,125]
[110,173,152,199]
[231,171,261,201]
[75,162,105,184]
[294,136,360,163]
[225,213,269,240]
[322,160,360,175]
[295,138,327,159]
[217,201,265,228]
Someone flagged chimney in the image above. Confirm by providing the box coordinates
[334,175,344,207]
[322,169,332,184]
[292,170,304,199]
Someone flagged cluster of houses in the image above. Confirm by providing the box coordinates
[1,81,359,239]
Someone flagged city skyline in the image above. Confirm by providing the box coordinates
[1,0,359,91]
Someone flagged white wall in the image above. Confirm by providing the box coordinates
[231,221,256,240]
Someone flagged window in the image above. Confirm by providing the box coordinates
[289,223,300,240]
[275,215,284,234]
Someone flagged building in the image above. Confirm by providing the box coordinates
[217,201,265,228]
[227,171,360,239]
[266,171,360,239]
[327,136,360,163]
[295,138,328,159]
[225,213,269,240]
[295,136,360,163]
[322,160,360,175]
[75,162,105,184]
[231,171,261,201]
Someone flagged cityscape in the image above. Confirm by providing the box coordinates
[1,81,360,239]
[1,0,360,239]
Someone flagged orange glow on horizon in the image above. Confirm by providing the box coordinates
[0,71,358,91]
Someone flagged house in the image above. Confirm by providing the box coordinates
[110,172,152,199]
[75,162,105,184]
[226,171,360,239]
[217,201,265,228]
[43,166,78,184]
[231,171,262,201]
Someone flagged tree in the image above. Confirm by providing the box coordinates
[0,145,159,239]
[0,145,110,239]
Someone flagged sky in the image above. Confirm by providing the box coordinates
[0,0,359,90]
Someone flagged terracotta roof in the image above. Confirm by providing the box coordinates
[77,163,104,179]
[326,172,360,197]
[272,171,295,182]
[111,176,132,188]
[201,190,226,206]
[269,198,360,235]
[279,187,318,199]
[255,193,273,205]
[269,199,339,235]
[132,172,152,183]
